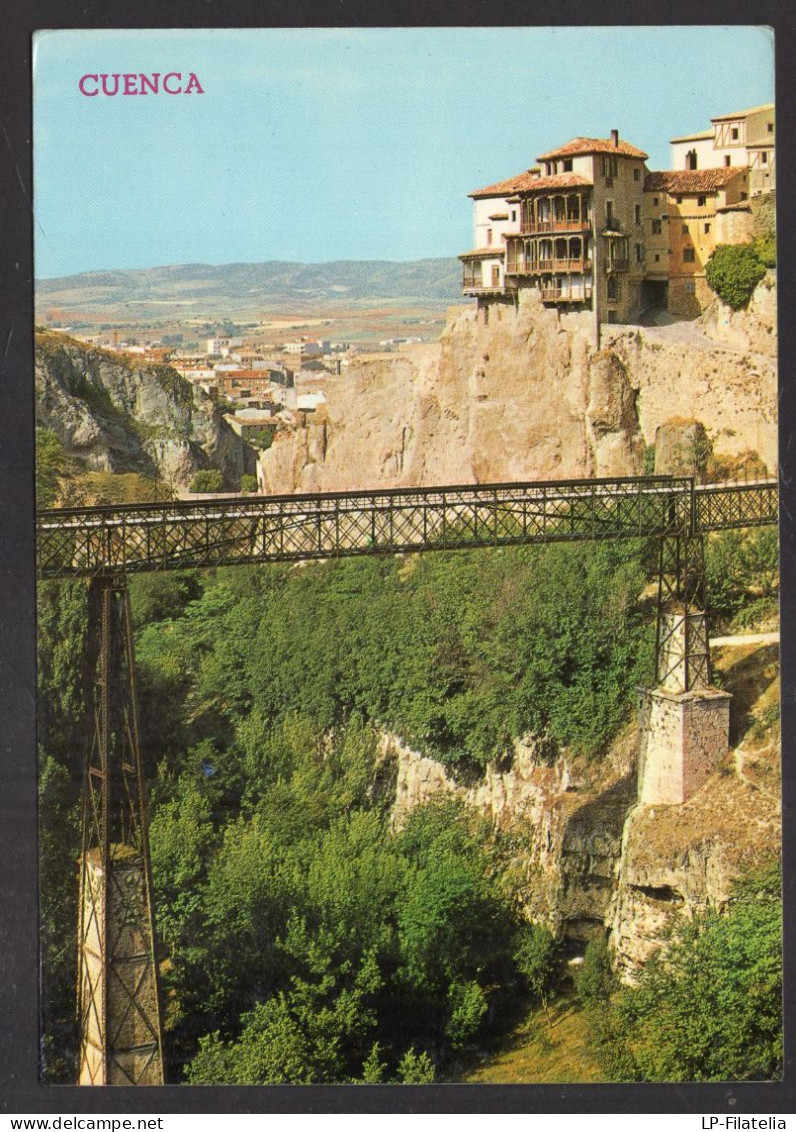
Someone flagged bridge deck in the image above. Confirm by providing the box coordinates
[36,476,778,578]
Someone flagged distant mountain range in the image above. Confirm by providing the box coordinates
[36,258,464,313]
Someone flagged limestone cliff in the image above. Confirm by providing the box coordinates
[387,639,780,978]
[259,276,777,494]
[36,333,249,490]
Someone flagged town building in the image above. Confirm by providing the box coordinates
[461,131,650,324]
[644,167,749,317]
[669,103,774,195]
[462,107,774,324]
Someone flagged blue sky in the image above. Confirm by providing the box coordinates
[33,26,774,278]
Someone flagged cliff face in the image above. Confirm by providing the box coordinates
[36,335,248,489]
[388,643,780,977]
[259,276,777,494]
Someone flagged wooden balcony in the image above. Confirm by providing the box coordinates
[521,218,591,235]
[541,285,594,303]
[603,259,629,273]
[506,258,593,276]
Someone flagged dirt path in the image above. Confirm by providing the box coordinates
[709,632,779,648]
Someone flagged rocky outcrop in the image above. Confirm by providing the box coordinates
[387,643,780,978]
[698,269,777,358]
[388,727,638,942]
[36,334,249,489]
[259,274,777,493]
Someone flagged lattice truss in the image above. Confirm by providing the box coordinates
[37,475,710,578]
[77,575,164,1086]
[43,474,777,1085]
[655,534,712,693]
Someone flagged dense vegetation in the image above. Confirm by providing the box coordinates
[36,528,780,1083]
[585,863,782,1082]
[705,242,768,309]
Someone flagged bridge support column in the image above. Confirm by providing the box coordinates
[77,574,164,1085]
[637,535,731,806]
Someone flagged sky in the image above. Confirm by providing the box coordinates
[32,26,775,279]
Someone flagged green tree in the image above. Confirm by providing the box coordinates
[36,428,65,508]
[574,936,616,1005]
[705,243,767,309]
[592,863,782,1081]
[514,924,558,1025]
[190,469,225,493]
[239,473,258,493]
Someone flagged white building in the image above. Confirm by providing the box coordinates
[670,103,774,195]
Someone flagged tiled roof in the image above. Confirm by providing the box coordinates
[459,247,506,259]
[711,102,774,122]
[470,171,590,198]
[669,129,714,143]
[644,168,745,193]
[536,136,648,160]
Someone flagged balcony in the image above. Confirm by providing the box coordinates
[506,258,593,276]
[603,259,629,273]
[541,285,594,303]
[521,218,591,235]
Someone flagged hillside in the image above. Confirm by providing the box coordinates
[35,257,463,315]
[35,331,251,493]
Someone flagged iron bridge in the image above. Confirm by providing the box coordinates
[36,474,778,579]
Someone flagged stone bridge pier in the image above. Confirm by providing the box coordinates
[637,535,731,805]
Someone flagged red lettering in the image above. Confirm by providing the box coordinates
[139,73,160,94]
[122,73,138,95]
[184,72,204,94]
[78,74,99,96]
[100,74,120,96]
[163,72,182,94]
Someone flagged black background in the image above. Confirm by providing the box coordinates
[2,0,794,1114]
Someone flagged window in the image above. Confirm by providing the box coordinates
[654,253,660,262]
[686,149,698,171]
[563,158,573,172]
[731,126,739,141]
[651,219,662,235]
[511,210,517,222]
[607,276,618,300]
[635,204,642,225]
[761,152,768,165]
[685,280,696,293]
[676,196,683,204]
[724,155,731,167]
[741,191,748,201]
[682,224,689,234]
[605,200,615,226]
[607,310,618,323]
[653,196,659,206]
[635,243,644,263]
[683,248,695,263]
[634,168,640,181]
[768,122,773,133]
[486,228,492,245]
[704,222,711,235]
[697,195,706,206]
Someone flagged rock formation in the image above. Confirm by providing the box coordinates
[260,274,777,494]
[36,334,250,490]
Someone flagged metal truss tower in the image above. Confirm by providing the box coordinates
[76,573,164,1085]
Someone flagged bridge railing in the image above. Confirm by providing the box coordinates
[37,476,696,578]
[693,479,779,532]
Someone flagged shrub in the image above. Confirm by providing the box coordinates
[239,474,258,493]
[705,243,767,310]
[190,469,225,493]
[575,937,616,1004]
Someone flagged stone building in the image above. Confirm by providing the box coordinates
[643,167,750,318]
[462,107,774,324]
[461,131,649,324]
